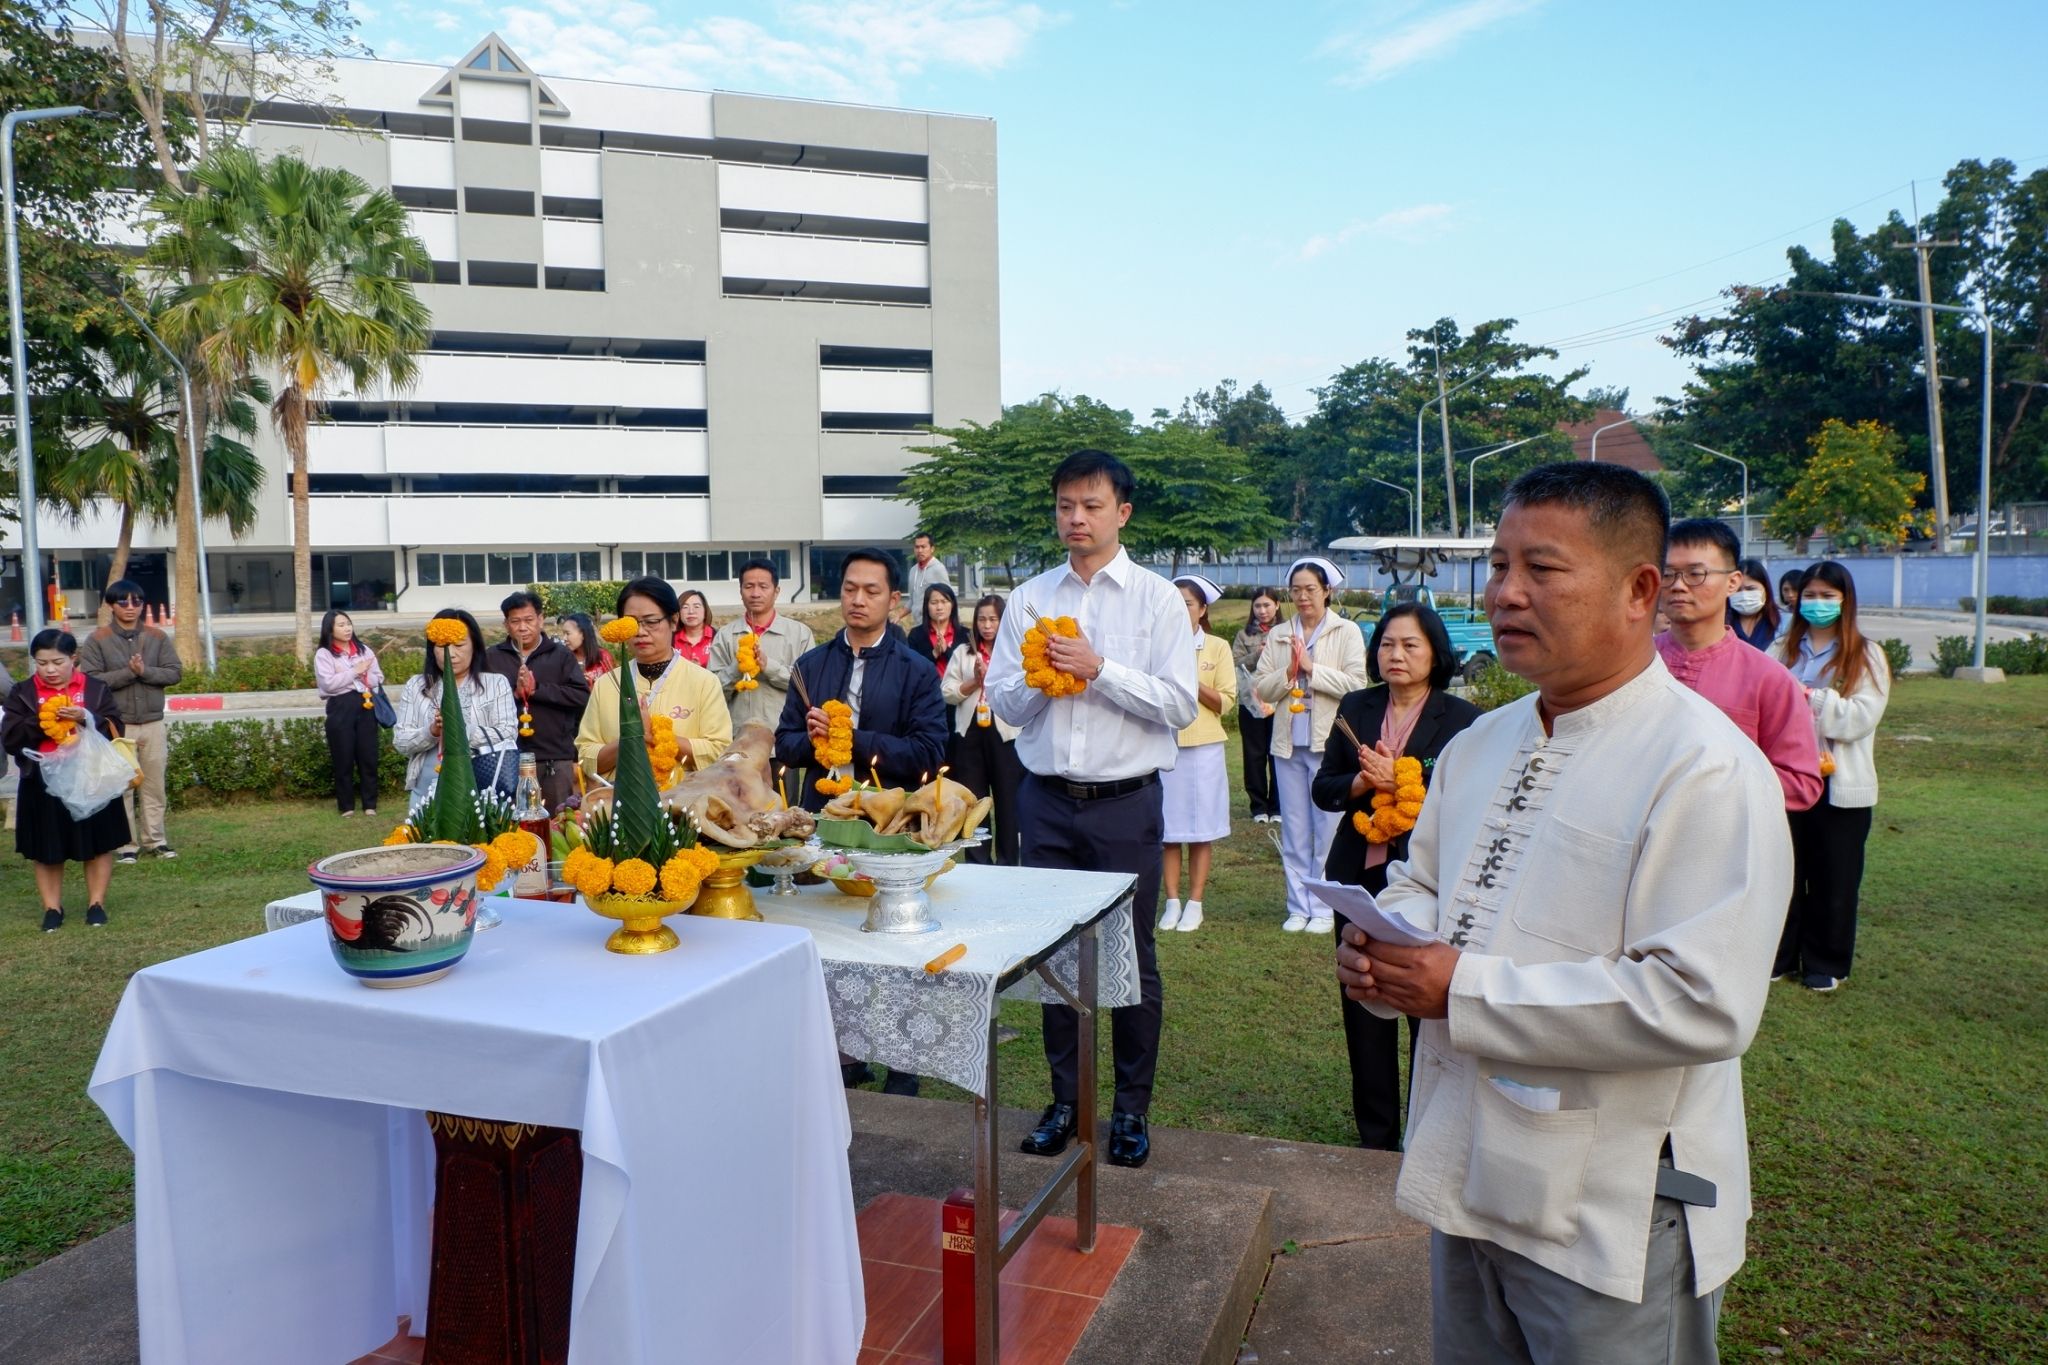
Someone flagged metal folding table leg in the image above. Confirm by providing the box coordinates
[974,1013,1001,1365]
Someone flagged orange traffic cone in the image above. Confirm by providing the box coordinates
[166,600,177,627]
[8,608,19,642]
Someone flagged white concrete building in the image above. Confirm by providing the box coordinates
[23,33,998,617]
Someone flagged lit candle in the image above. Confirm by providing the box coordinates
[776,765,789,809]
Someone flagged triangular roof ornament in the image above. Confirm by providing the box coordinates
[421,33,570,116]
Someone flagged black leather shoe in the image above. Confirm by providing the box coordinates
[1020,1103,1076,1156]
[881,1069,921,1097]
[1107,1112,1150,1168]
[841,1061,874,1088]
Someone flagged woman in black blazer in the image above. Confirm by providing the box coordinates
[1312,603,1482,1150]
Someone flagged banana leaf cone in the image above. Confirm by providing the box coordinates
[427,642,482,843]
[611,654,663,858]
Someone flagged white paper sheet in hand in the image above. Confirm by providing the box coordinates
[1300,878,1437,947]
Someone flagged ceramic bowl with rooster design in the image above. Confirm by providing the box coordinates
[310,844,487,988]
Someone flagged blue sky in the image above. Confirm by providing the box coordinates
[359,0,2048,423]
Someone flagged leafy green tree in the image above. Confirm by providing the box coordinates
[1765,420,1924,550]
[1665,157,2048,513]
[1124,421,1284,572]
[903,394,1134,579]
[149,148,430,658]
[43,323,268,609]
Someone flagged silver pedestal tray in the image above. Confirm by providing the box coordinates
[844,833,987,934]
[756,838,823,897]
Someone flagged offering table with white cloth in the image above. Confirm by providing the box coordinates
[753,863,1141,1365]
[89,897,863,1365]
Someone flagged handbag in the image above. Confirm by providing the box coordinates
[110,734,145,789]
[370,685,397,729]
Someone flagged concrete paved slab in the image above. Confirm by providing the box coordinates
[1243,1235,1433,1365]
[0,1223,138,1365]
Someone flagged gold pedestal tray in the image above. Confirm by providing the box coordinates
[690,848,768,921]
[585,890,697,954]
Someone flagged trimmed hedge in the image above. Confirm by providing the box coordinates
[1934,632,2048,677]
[1465,660,1536,711]
[527,581,629,619]
[1959,596,2048,617]
[166,718,406,805]
[1879,637,1912,677]
[167,642,423,694]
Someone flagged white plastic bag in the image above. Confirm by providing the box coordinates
[29,724,137,821]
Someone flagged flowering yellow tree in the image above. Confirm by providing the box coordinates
[1765,420,1926,551]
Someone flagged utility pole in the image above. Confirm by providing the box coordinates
[1892,216,1958,552]
[1434,339,1462,536]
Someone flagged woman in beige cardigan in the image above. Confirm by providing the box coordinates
[1254,556,1368,931]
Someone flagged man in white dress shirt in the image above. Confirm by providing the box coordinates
[986,449,1198,1168]
[1337,462,1792,1363]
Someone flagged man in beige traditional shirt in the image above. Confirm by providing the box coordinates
[1337,463,1792,1363]
[709,558,816,735]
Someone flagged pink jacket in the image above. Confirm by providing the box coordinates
[314,643,385,699]
[1656,631,1822,810]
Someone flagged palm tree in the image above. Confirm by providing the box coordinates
[147,146,431,658]
[44,325,268,620]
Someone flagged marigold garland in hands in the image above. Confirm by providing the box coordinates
[645,714,683,787]
[734,632,762,691]
[1352,756,1428,844]
[37,694,79,746]
[814,698,854,792]
[1022,614,1088,697]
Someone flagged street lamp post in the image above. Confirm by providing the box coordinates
[1465,436,1541,535]
[5,105,91,635]
[1586,414,1639,462]
[1366,476,1414,536]
[1821,289,1997,677]
[1416,365,1495,536]
[111,295,218,671]
[1686,442,1750,550]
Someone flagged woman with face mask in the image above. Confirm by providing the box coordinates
[1775,563,1891,992]
[1728,557,1779,650]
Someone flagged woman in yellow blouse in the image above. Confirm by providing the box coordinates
[1158,575,1237,933]
[576,576,732,783]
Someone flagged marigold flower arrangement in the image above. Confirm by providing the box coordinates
[37,693,79,746]
[1022,614,1088,697]
[378,615,528,891]
[646,713,683,787]
[1819,751,1836,777]
[599,615,642,646]
[814,698,855,795]
[1353,756,1427,844]
[733,631,762,692]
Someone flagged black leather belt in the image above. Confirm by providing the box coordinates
[1657,1139,1717,1207]
[1035,771,1159,802]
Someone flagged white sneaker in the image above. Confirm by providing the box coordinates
[1177,901,1203,932]
[1158,899,1182,931]
[1283,913,1307,932]
[1306,917,1333,934]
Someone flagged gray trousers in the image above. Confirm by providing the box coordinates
[1431,1196,1723,1365]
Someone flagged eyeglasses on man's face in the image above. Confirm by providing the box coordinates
[1659,566,1737,588]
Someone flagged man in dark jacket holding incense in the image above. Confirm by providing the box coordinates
[776,548,950,813]
[484,591,591,813]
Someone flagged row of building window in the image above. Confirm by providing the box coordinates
[417,551,603,587]
[620,549,791,583]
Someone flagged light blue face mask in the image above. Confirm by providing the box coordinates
[1799,600,1843,627]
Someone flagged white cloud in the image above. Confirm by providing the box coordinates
[1296,202,1453,261]
[485,0,1056,104]
[1321,0,1543,87]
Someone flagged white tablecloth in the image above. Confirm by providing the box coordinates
[91,897,863,1365]
[753,865,1141,1097]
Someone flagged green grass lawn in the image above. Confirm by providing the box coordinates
[3,679,2044,1362]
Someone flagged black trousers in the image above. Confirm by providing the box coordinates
[1779,797,1874,980]
[1240,710,1278,817]
[325,694,383,813]
[1340,994,1420,1150]
[1019,775,1164,1117]
[948,723,1024,866]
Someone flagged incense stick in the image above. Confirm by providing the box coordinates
[1334,714,1364,750]
[789,663,812,711]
